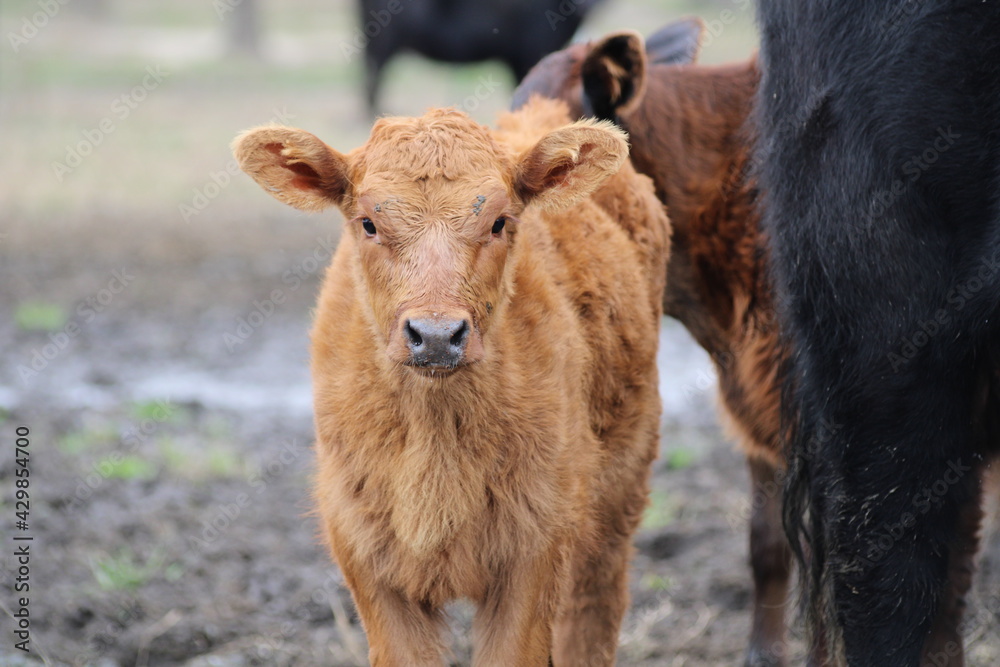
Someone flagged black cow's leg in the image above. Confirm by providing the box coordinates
[816,361,981,665]
[920,475,983,667]
[364,52,382,116]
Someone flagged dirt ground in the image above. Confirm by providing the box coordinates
[1,1,998,665]
[2,236,999,666]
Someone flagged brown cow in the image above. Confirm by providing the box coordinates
[232,97,670,665]
[514,22,793,667]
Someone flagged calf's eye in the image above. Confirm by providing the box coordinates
[491,217,506,235]
[362,218,377,236]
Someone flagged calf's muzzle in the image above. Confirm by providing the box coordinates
[403,316,471,369]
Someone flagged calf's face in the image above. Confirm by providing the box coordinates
[233,108,627,375]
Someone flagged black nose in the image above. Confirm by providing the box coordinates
[404,318,470,368]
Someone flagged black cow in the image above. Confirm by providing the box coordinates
[755,0,1000,664]
[357,0,604,113]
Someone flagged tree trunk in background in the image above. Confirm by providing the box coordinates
[228,0,262,60]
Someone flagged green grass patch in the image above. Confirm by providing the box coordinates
[89,548,174,591]
[96,454,157,480]
[14,301,67,332]
[642,490,677,530]
[128,399,184,424]
[205,446,242,476]
[640,573,675,592]
[158,438,245,480]
[58,426,118,454]
[202,415,233,439]
[665,447,697,470]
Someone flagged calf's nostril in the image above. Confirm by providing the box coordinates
[404,320,423,347]
[450,320,469,347]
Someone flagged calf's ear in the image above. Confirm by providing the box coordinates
[644,17,704,66]
[581,31,647,120]
[515,120,629,212]
[232,126,350,212]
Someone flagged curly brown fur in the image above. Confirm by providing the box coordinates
[515,24,792,666]
[233,98,670,665]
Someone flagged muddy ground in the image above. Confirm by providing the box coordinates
[1,0,999,665]
[2,219,999,667]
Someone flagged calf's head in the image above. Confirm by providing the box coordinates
[233,107,627,375]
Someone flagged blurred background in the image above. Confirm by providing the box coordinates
[0,1,995,665]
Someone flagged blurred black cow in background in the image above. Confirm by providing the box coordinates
[357,0,605,113]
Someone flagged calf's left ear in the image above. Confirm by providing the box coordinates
[514,120,629,212]
[232,125,350,212]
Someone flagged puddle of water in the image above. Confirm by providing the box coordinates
[1,319,716,428]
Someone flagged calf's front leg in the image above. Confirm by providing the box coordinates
[473,549,566,667]
[328,531,447,667]
[342,570,447,667]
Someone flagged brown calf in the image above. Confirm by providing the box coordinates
[233,97,670,665]
[514,22,792,666]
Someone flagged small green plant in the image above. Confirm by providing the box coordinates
[665,447,697,470]
[158,437,186,471]
[640,573,674,592]
[14,301,67,332]
[206,446,243,477]
[90,548,162,591]
[164,563,185,582]
[96,455,157,480]
[202,415,233,440]
[158,438,244,480]
[128,399,184,424]
[58,426,117,454]
[642,490,677,530]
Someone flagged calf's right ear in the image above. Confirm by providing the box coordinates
[232,126,350,212]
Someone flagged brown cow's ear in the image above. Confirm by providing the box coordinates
[581,31,647,121]
[644,17,705,66]
[515,119,629,212]
[232,125,350,212]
